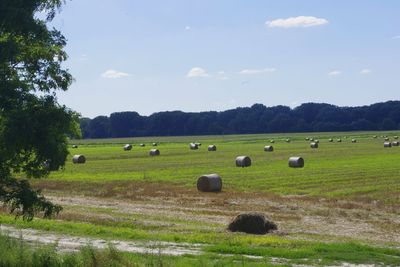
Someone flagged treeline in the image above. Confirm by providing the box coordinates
[80,101,400,138]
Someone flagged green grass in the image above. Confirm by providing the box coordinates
[4,131,400,266]
[0,233,285,267]
[48,131,400,205]
[2,213,400,266]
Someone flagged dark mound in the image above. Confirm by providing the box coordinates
[228,213,277,235]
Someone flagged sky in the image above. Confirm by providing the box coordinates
[49,0,400,118]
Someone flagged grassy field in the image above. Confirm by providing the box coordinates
[52,131,400,204]
[1,131,400,266]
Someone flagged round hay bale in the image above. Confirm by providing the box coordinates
[285,139,291,143]
[149,149,160,156]
[384,142,392,148]
[305,137,309,141]
[236,156,251,167]
[72,144,78,149]
[309,137,314,141]
[190,143,198,150]
[288,157,304,168]
[384,137,389,141]
[392,141,400,147]
[337,139,342,142]
[314,140,319,144]
[328,138,333,142]
[394,136,399,139]
[152,142,158,146]
[264,145,273,152]
[208,145,217,151]
[270,140,275,143]
[72,155,86,164]
[123,144,132,151]
[197,174,222,192]
[373,135,377,139]
[310,142,318,149]
[228,213,277,235]
[351,139,357,143]
[140,143,145,147]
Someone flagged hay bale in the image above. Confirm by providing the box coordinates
[197,174,222,192]
[190,143,199,150]
[337,139,342,142]
[314,140,319,144]
[328,138,333,142]
[270,140,275,143]
[384,137,389,141]
[351,139,357,143]
[72,155,86,164]
[149,149,160,156]
[72,144,78,148]
[264,145,273,152]
[373,135,377,139]
[309,137,314,141]
[123,144,132,151]
[384,142,392,148]
[152,142,158,146]
[140,143,145,147]
[310,142,318,149]
[392,141,400,147]
[236,156,251,167]
[305,137,309,141]
[285,139,291,143]
[394,136,398,139]
[228,213,277,235]
[208,145,217,151]
[288,157,304,168]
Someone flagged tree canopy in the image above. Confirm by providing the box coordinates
[81,101,400,138]
[0,0,79,219]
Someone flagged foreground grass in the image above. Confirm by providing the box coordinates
[0,233,282,267]
[1,214,400,266]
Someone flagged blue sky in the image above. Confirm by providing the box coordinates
[51,0,400,118]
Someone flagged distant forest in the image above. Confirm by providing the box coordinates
[80,101,400,138]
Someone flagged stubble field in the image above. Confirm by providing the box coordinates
[1,131,400,266]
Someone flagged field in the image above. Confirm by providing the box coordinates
[1,131,400,266]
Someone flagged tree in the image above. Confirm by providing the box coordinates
[0,0,80,220]
[88,116,111,138]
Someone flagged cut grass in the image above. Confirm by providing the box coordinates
[39,132,400,206]
[5,131,400,265]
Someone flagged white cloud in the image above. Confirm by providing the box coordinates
[187,67,209,78]
[360,69,371,74]
[238,68,276,75]
[328,70,341,76]
[185,26,191,31]
[101,69,131,79]
[266,16,328,28]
